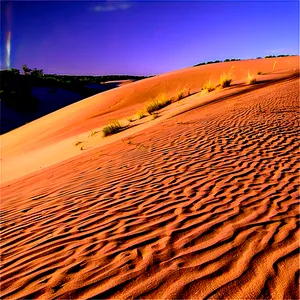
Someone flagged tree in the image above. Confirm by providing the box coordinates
[31,68,44,78]
[22,64,32,75]
[10,68,20,75]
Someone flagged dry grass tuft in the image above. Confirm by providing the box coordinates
[219,66,234,88]
[151,112,158,120]
[146,96,171,114]
[74,141,83,146]
[219,74,232,88]
[89,130,98,137]
[127,116,134,122]
[172,88,186,102]
[257,71,262,75]
[102,120,122,137]
[247,71,257,85]
[136,110,145,119]
[201,81,215,94]
[273,61,277,71]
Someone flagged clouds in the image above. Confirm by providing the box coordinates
[93,1,131,12]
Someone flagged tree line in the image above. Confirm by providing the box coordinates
[194,54,294,67]
[0,65,151,113]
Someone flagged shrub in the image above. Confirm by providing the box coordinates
[257,71,262,75]
[102,120,122,137]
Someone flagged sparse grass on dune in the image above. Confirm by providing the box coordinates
[219,66,234,88]
[136,110,145,119]
[102,120,122,137]
[146,96,171,114]
[89,129,98,137]
[127,116,134,122]
[201,81,215,94]
[172,88,186,102]
[219,74,232,88]
[247,71,257,85]
[151,112,158,120]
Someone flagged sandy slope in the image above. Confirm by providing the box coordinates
[1,58,299,299]
[1,56,299,183]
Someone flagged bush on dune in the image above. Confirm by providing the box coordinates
[201,81,215,94]
[146,96,171,114]
[136,110,145,119]
[102,120,122,137]
[172,88,187,102]
[247,71,256,85]
[219,66,235,88]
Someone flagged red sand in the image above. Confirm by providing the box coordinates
[1,57,299,299]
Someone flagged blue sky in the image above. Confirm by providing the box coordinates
[1,0,299,75]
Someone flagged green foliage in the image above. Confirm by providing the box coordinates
[10,68,20,75]
[225,58,241,62]
[31,68,44,78]
[194,62,206,66]
[22,64,32,75]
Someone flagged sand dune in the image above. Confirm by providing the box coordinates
[1,56,299,183]
[1,57,299,299]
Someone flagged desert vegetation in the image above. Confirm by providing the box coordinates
[151,112,158,120]
[172,88,187,102]
[194,54,294,67]
[146,97,171,114]
[201,81,215,94]
[102,120,123,137]
[247,71,257,85]
[219,66,235,88]
[89,130,98,137]
[136,110,145,119]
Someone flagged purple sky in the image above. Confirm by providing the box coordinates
[1,0,299,75]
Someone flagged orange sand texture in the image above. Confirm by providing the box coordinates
[1,57,299,299]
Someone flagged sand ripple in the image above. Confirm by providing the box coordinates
[1,78,299,299]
